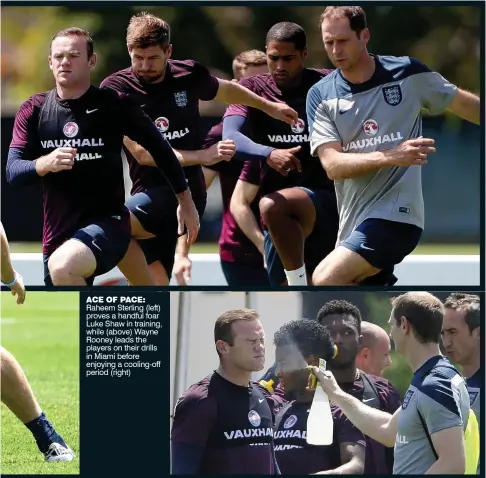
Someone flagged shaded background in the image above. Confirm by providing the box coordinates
[1,3,482,249]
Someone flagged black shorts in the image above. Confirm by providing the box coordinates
[43,216,131,286]
[341,218,423,284]
[127,187,207,275]
[220,260,270,287]
[264,187,338,286]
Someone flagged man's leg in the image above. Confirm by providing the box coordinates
[48,218,132,286]
[117,237,155,286]
[312,246,380,285]
[263,231,288,287]
[124,188,180,286]
[1,347,74,461]
[220,260,270,287]
[260,188,316,285]
[312,219,422,285]
[48,240,96,286]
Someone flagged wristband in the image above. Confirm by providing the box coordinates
[1,272,20,288]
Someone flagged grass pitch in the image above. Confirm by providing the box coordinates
[1,291,80,474]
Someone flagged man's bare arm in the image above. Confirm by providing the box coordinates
[448,88,480,125]
[316,138,435,180]
[230,180,264,254]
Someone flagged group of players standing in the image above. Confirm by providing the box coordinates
[5,6,480,288]
[171,292,481,475]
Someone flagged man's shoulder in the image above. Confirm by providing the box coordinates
[307,70,339,99]
[168,59,210,80]
[306,67,335,80]
[18,91,51,113]
[361,372,402,408]
[412,360,467,413]
[376,54,432,77]
[239,74,275,92]
[100,67,136,91]
[175,374,214,411]
[362,371,397,389]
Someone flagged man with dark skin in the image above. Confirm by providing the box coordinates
[317,300,402,474]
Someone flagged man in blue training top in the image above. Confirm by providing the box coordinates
[307,6,480,286]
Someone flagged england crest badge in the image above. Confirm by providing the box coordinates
[382,85,402,106]
[174,91,188,108]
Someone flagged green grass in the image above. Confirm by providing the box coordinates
[1,292,80,475]
[9,241,480,255]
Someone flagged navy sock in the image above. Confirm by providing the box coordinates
[25,412,67,453]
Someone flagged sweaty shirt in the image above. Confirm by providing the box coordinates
[171,372,277,474]
[274,400,366,474]
[307,55,458,246]
[8,85,186,253]
[394,356,470,474]
[340,372,402,474]
[225,68,335,193]
[101,60,220,205]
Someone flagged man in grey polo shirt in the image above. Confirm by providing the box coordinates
[442,293,481,473]
[310,292,471,474]
[306,6,480,285]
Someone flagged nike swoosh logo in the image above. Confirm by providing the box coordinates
[360,244,374,251]
[86,109,98,114]
[338,100,354,114]
[298,273,305,278]
[363,398,374,403]
[91,240,102,251]
[135,205,147,214]
[259,398,265,403]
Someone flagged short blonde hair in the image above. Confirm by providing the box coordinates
[232,49,267,80]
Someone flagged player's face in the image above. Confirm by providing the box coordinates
[368,336,392,376]
[275,344,309,395]
[388,312,405,355]
[239,64,269,80]
[442,308,479,366]
[227,319,266,372]
[319,314,360,369]
[321,17,369,72]
[130,45,172,84]
[49,36,95,87]
[266,40,307,88]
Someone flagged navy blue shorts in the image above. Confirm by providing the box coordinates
[126,186,179,237]
[341,218,423,284]
[220,260,270,287]
[43,216,131,287]
[264,187,338,286]
[127,187,207,275]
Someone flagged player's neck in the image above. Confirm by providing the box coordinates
[216,364,252,388]
[407,343,442,372]
[340,53,375,85]
[295,388,315,403]
[56,81,91,100]
[328,363,359,383]
[280,69,304,90]
[461,353,480,378]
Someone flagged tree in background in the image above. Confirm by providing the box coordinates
[1,4,480,116]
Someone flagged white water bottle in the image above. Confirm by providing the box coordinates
[306,358,333,446]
